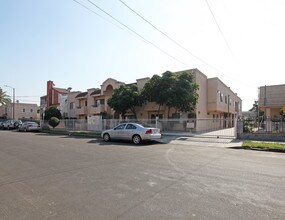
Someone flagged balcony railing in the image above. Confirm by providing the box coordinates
[90,104,105,114]
[75,106,87,115]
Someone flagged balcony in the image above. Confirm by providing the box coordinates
[89,104,106,115]
[75,106,87,115]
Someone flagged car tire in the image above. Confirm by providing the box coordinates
[103,133,110,142]
[14,122,19,128]
[132,134,141,144]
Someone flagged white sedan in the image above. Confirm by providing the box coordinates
[18,121,40,132]
[101,122,161,144]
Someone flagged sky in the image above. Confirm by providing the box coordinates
[1,0,285,111]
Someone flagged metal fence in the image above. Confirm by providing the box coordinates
[41,117,237,137]
[243,116,285,133]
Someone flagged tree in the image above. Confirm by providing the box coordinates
[44,107,62,121]
[249,100,264,118]
[142,71,199,118]
[108,84,144,119]
[141,74,164,114]
[280,107,285,121]
[0,87,11,105]
[171,71,199,113]
[48,117,60,129]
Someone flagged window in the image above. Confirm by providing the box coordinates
[172,113,180,119]
[23,108,25,113]
[115,124,126,130]
[225,95,228,104]
[217,91,224,102]
[126,124,137,130]
[70,102,75,109]
[220,93,224,102]
[95,99,105,107]
[30,109,33,113]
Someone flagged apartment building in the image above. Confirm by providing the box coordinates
[66,69,242,124]
[40,80,70,110]
[0,102,39,120]
[259,84,285,118]
[72,78,124,119]
[66,91,81,118]
[129,69,241,132]
[40,80,71,118]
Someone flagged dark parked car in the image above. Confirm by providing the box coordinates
[101,122,161,144]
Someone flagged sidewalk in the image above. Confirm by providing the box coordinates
[160,131,242,148]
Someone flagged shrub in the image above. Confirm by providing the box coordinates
[48,117,60,129]
[41,124,50,130]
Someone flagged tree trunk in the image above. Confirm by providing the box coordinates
[131,107,137,119]
[167,107,171,119]
[157,104,161,116]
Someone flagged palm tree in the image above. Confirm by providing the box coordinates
[0,87,11,105]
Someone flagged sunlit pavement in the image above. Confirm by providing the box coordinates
[0,131,284,220]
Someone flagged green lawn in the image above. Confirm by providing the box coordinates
[242,141,285,151]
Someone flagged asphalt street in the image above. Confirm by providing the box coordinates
[0,130,284,220]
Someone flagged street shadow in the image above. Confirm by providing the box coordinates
[35,132,162,147]
[228,146,285,153]
[88,139,163,147]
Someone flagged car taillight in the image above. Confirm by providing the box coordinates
[145,129,152,134]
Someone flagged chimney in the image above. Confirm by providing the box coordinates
[47,80,54,107]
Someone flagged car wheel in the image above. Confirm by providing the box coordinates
[132,134,141,144]
[103,133,110,142]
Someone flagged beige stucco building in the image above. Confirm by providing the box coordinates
[66,69,242,125]
[71,78,124,119]
[259,84,285,118]
[0,102,39,120]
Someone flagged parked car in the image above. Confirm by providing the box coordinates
[0,120,7,129]
[101,122,161,144]
[2,120,22,130]
[18,121,40,132]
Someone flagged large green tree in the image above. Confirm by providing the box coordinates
[108,84,144,119]
[44,107,62,121]
[171,71,199,113]
[0,87,11,105]
[142,71,199,117]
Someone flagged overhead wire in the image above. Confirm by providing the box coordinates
[72,0,126,32]
[118,0,255,89]
[118,0,222,74]
[204,0,234,57]
[73,0,188,66]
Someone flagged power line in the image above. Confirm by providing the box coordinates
[16,96,40,98]
[73,0,188,66]
[118,0,255,89]
[72,0,127,32]
[118,0,224,75]
[204,0,234,57]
